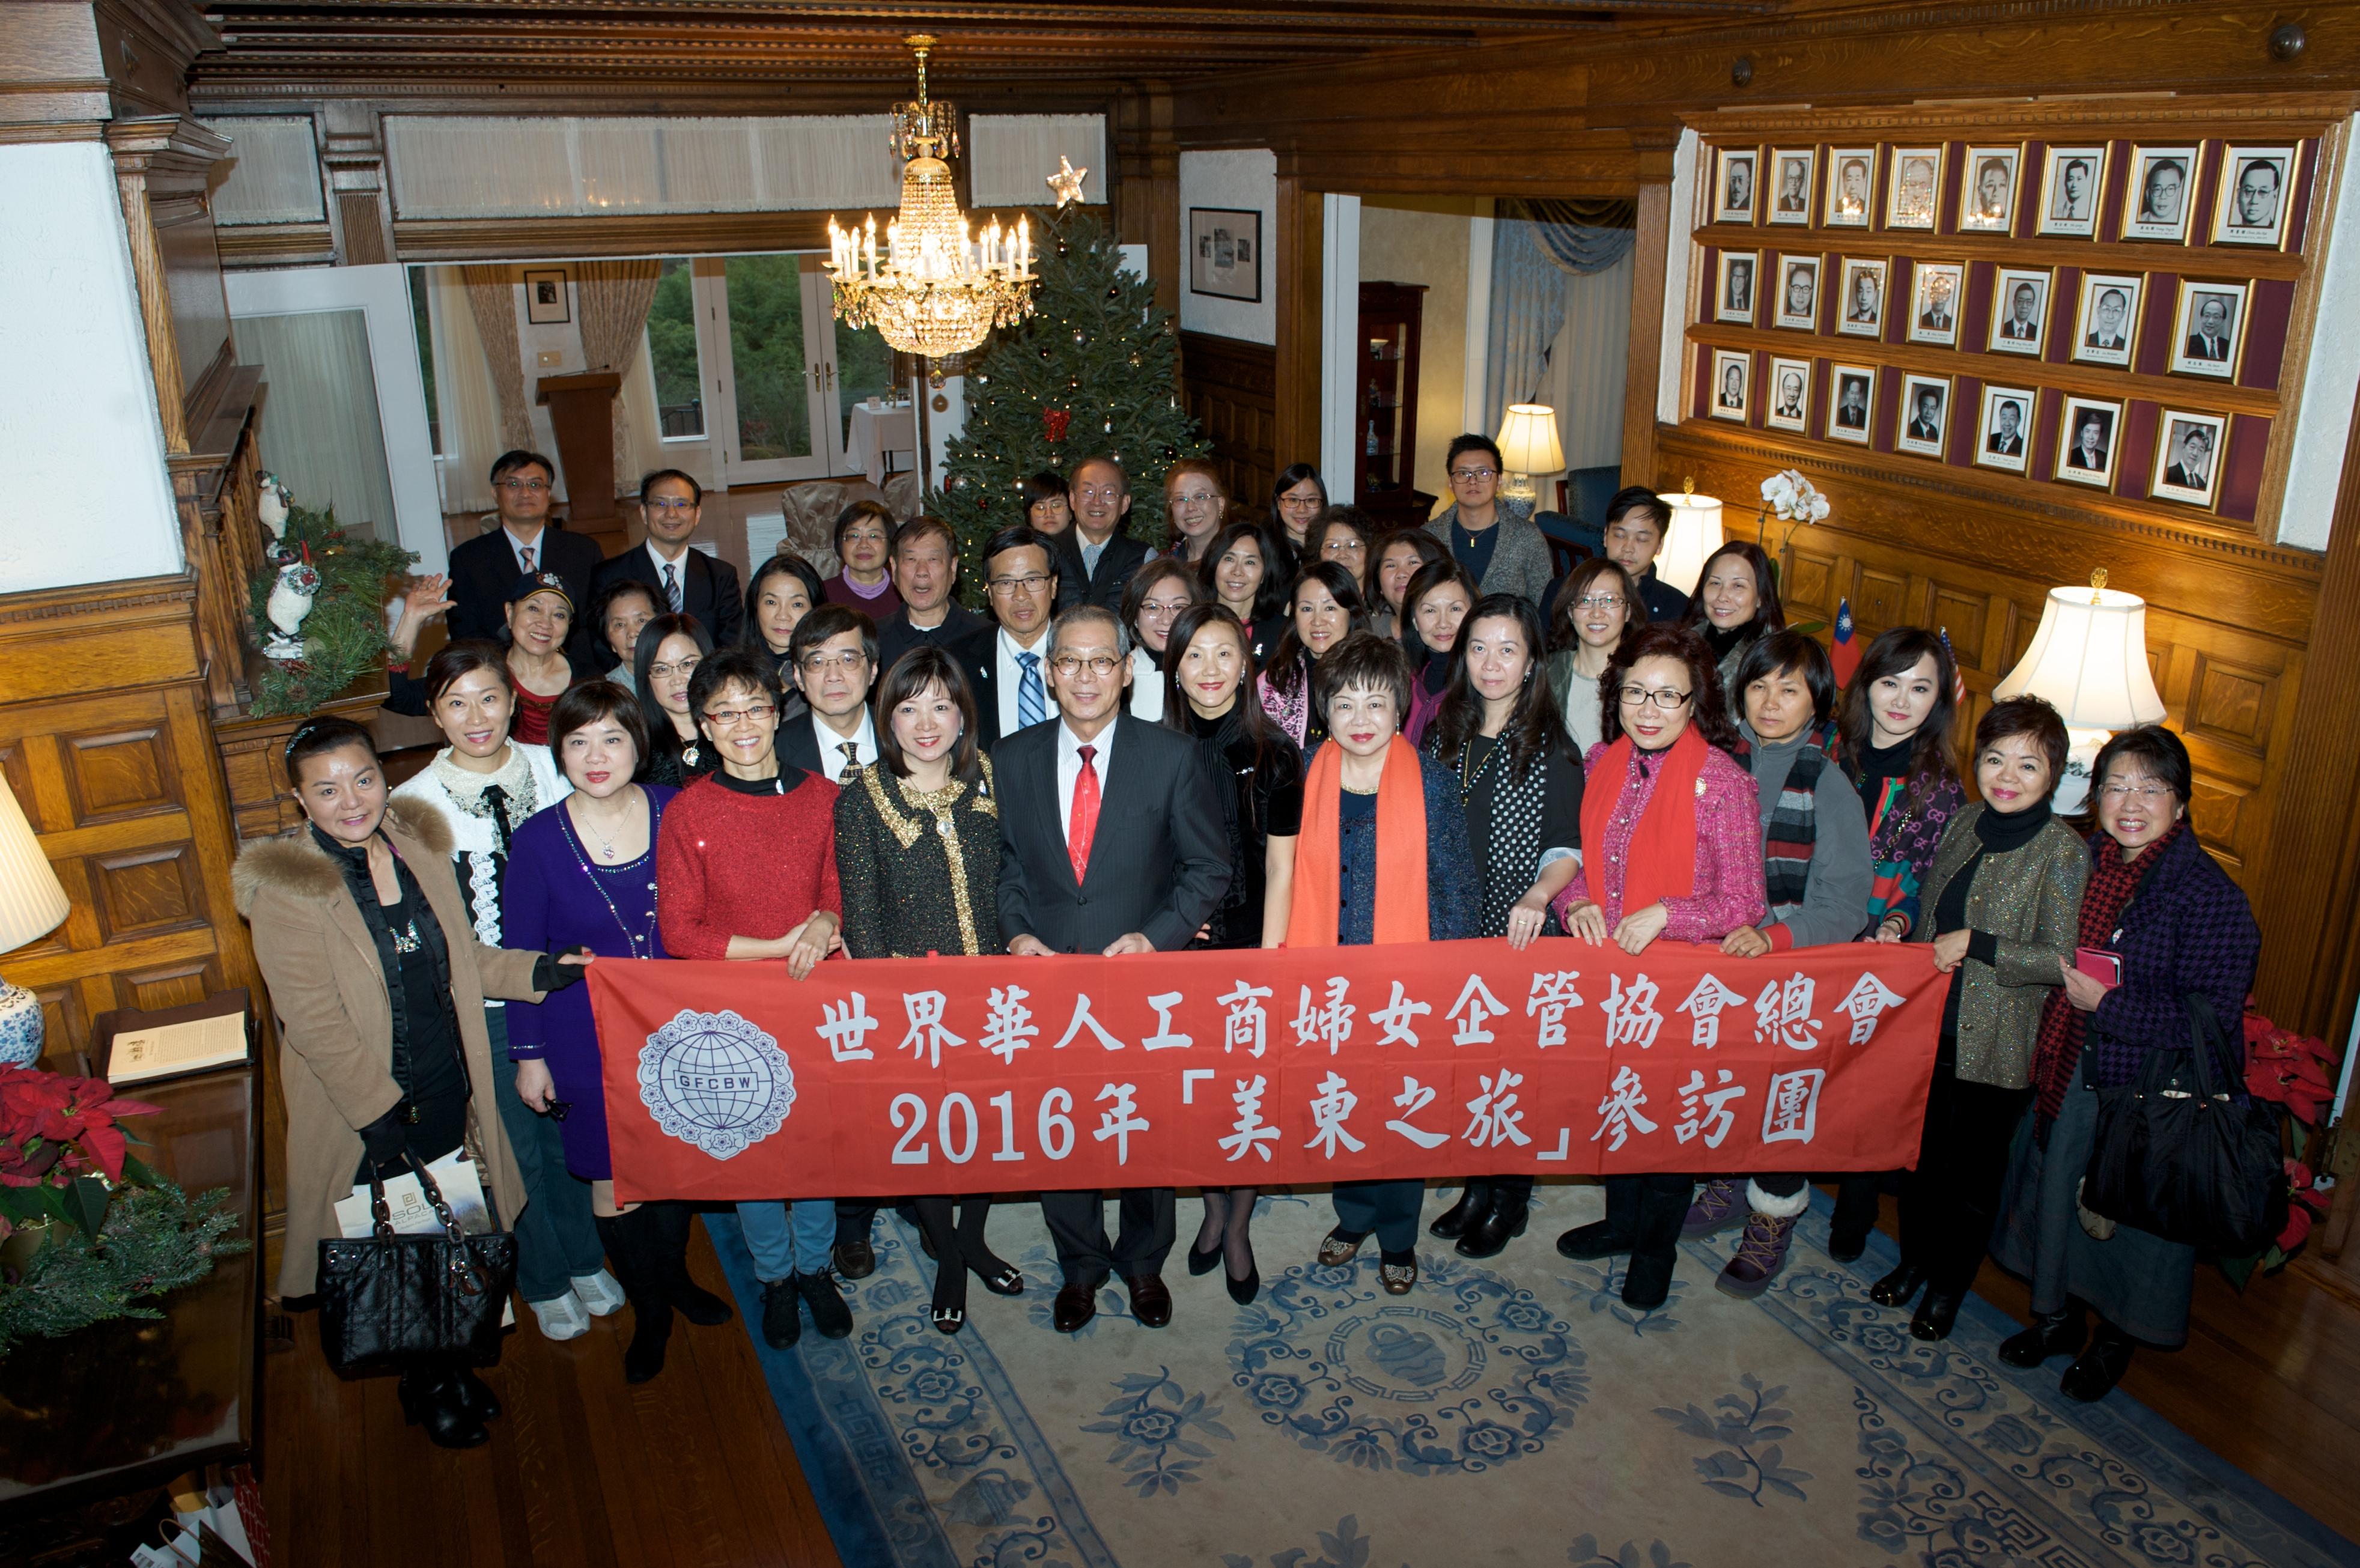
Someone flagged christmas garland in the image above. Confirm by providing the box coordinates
[245,502,416,717]
[0,1178,247,1357]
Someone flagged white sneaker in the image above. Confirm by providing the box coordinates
[571,1269,626,1316]
[530,1289,590,1340]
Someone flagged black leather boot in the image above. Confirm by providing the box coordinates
[399,1366,488,1448]
[1909,1287,1964,1341]
[1429,1181,1494,1239]
[650,1203,733,1326]
[1558,1175,1642,1259]
[1999,1305,2087,1368]
[597,1210,677,1382]
[1869,1262,1927,1307]
[2060,1321,2135,1402]
[1456,1184,1528,1259]
[1620,1176,1691,1311]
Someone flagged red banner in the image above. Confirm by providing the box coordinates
[587,939,1945,1205]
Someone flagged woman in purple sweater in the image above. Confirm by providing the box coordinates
[504,682,733,1384]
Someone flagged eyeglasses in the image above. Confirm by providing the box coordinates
[2098,782,2174,800]
[645,498,696,514]
[1074,486,1124,503]
[1171,490,1221,507]
[1051,654,1121,678]
[1139,598,1193,620]
[798,650,869,674]
[1618,687,1692,709]
[989,574,1053,594]
[1321,539,1366,556]
[1449,467,1498,482]
[496,478,550,493]
[648,657,701,680]
[1279,494,1324,512]
[702,703,777,727]
[1574,594,1628,610]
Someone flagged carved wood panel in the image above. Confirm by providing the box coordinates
[1179,330,1279,515]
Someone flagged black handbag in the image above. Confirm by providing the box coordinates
[315,1151,517,1373]
[2081,993,2286,1256]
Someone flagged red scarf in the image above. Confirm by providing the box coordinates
[2030,818,2186,1123]
[1285,735,1431,947]
[1581,725,1706,916]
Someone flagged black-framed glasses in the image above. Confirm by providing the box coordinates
[1618,687,1692,710]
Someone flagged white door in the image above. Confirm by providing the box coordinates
[699,254,835,485]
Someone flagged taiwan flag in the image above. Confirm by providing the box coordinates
[1939,627,1967,707]
[1830,598,1861,687]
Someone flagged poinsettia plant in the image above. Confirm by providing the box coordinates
[2243,1009,2337,1127]
[0,1065,159,1240]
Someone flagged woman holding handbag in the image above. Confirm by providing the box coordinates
[233,716,588,1449]
[1992,726,2260,1400]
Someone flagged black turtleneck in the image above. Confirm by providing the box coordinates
[1852,734,1915,816]
[1702,621,1750,663]
[1932,798,2055,1042]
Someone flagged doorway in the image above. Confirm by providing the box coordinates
[680,254,898,487]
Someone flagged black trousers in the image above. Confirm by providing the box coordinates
[1042,1187,1175,1287]
[1898,1050,2033,1293]
[1613,1172,1697,1272]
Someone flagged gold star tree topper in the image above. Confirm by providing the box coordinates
[1046,154,1089,207]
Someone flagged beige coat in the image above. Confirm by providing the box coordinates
[1911,804,2090,1090]
[233,797,544,1296]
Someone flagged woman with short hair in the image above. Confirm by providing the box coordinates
[1163,459,1230,566]
[1256,561,1368,750]
[1023,470,1073,537]
[1199,520,1289,663]
[1676,540,1786,698]
[1545,558,1641,755]
[824,500,902,618]
[589,579,659,688]
[1992,725,2260,1400]
[1303,506,1375,606]
[1369,529,1447,643]
[1119,556,1203,722]
[387,570,583,744]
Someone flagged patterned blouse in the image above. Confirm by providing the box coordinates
[1559,739,1767,941]
[833,758,1005,958]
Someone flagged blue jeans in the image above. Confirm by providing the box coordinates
[737,1199,837,1282]
[486,1007,607,1302]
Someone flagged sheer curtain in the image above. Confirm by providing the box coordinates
[1484,199,1639,457]
[234,309,400,542]
[461,265,533,450]
[616,333,665,494]
[428,266,503,514]
[574,259,661,486]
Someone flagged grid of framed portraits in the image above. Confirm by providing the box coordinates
[1692,131,2316,522]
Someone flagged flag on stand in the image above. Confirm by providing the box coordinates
[1939,627,1968,707]
[1830,597,1861,686]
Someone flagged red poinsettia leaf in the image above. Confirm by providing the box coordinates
[76,1122,127,1183]
[2279,1206,2316,1252]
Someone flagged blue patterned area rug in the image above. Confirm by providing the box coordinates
[700,1188,2359,1568]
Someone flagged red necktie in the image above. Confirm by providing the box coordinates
[1068,744,1100,886]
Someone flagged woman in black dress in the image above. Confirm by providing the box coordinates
[631,612,714,788]
[1199,520,1289,664]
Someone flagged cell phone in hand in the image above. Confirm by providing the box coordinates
[2074,947,2121,988]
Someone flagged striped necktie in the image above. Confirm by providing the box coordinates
[663,561,683,613]
[1017,651,1046,729]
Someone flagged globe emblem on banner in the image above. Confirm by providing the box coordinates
[637,1009,795,1159]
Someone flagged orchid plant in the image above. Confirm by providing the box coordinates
[1756,469,1831,536]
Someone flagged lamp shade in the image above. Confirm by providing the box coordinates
[1495,403,1565,475]
[0,779,67,956]
[1992,585,2168,729]
[1655,490,1724,597]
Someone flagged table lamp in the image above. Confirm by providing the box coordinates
[1655,481,1725,596]
[1990,570,2167,813]
[0,778,70,1066]
[1494,404,1564,506]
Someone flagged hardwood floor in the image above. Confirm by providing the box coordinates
[261,1203,2360,1561]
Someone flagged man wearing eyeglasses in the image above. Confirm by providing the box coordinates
[589,469,744,646]
[1423,433,1553,607]
[774,603,878,783]
[447,449,603,662]
[992,604,1231,1335]
[947,524,1062,747]
[1051,455,1154,614]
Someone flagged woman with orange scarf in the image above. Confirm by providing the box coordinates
[1551,624,1768,1310]
[1278,633,1480,1295]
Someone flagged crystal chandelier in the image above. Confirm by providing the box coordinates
[827,34,1036,359]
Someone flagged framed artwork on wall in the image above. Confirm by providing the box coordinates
[1716,147,1760,223]
[1897,373,1951,457]
[523,267,571,324]
[1837,257,1887,337]
[2122,145,2199,242]
[1710,349,1752,421]
[1974,384,2035,474]
[1716,250,1760,323]
[2151,410,2227,506]
[1825,148,1876,227]
[2036,145,2108,238]
[1987,267,2051,356]
[1828,365,1876,443]
[2170,279,2248,380]
[1765,357,1812,431]
[2213,145,2296,248]
[1960,145,2023,234]
[1188,208,1263,301]
[1774,255,1822,329]
[1768,148,1816,224]
[2072,270,2144,366]
[2055,396,2123,487]
[1908,261,1963,346]
[1886,146,1944,231]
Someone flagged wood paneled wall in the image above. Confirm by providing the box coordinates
[1179,330,1279,511]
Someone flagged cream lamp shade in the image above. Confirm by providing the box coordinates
[1655,489,1725,597]
[0,779,67,956]
[1494,403,1565,476]
[1992,577,2167,812]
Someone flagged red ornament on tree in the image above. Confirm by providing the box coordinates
[1042,407,1072,444]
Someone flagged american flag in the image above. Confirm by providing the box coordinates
[1939,627,1967,707]
[1830,597,1861,686]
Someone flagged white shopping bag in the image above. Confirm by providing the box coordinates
[334,1146,494,1238]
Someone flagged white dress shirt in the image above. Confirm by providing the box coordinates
[645,538,693,605]
[811,708,879,785]
[504,525,548,574]
[996,625,1056,738]
[1054,716,1118,842]
[1127,648,1166,722]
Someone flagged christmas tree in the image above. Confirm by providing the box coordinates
[929,203,1208,598]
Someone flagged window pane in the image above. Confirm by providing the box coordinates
[234,308,400,544]
[834,323,898,458]
[722,255,810,461]
[648,258,703,439]
[407,266,439,455]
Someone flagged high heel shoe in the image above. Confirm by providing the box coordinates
[1187,1241,1222,1277]
[1226,1244,1261,1305]
[1869,1262,1927,1307]
[969,1253,1026,1296]
[931,1268,969,1335]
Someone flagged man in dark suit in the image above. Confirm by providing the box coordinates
[2164,427,2213,491]
[994,604,1230,1333]
[1050,455,1152,614]
[446,449,603,663]
[2067,415,2111,471]
[947,525,1061,749]
[2084,288,2130,353]
[1998,283,2042,342]
[588,469,744,647]
[2183,296,2233,364]
[1915,272,1955,333]
[1600,487,1691,623]
[875,515,985,675]
[1908,390,1945,443]
[773,604,878,784]
[1985,400,2025,457]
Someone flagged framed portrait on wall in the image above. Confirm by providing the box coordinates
[1188,208,1263,301]
[1765,357,1812,431]
[1897,373,1951,457]
[1715,147,1760,223]
[2072,271,2144,366]
[1709,349,1752,422]
[2150,410,2228,507]
[1825,149,1876,228]
[1907,261,1963,346]
[2055,396,2122,488]
[2036,145,2108,238]
[1960,145,2022,234]
[2170,279,2248,380]
[2122,145,2199,242]
[1886,146,1944,231]
[523,267,571,325]
[1974,384,2035,475]
[1836,257,1887,337]
[1716,250,1760,324]
[1986,267,2051,356]
[1768,148,1816,225]
[1774,255,1822,329]
[1828,364,1876,443]
[2212,145,2296,248]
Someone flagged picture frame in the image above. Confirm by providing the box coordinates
[1960,145,2024,234]
[1188,207,1263,301]
[1986,266,2052,356]
[1828,364,1876,444]
[1907,260,1964,347]
[2036,145,2109,238]
[1715,147,1760,224]
[2150,410,2228,508]
[1709,348,1751,422]
[2212,144,2296,248]
[1768,148,1817,225]
[1897,373,1951,457]
[1774,254,1822,330]
[523,267,571,325]
[1886,146,1945,231]
[2170,278,2249,380]
[2072,271,2144,367]
[2054,395,2123,488]
[1835,257,1887,338]
[1974,384,2036,475]
[1765,356,1813,432]
[1715,249,1760,324]
[2122,144,2200,243]
[1824,148,1877,228]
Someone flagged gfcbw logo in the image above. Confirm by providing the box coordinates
[637,1009,795,1159]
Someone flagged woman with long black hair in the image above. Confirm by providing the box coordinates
[631,612,716,788]
[1270,462,1328,561]
[1257,560,1368,752]
[1199,520,1290,663]
[1676,540,1786,697]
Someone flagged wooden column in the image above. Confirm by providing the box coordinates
[1273,173,1324,475]
[1115,84,1182,318]
[320,101,394,266]
[1620,133,1679,490]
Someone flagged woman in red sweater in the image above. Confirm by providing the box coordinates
[654,646,850,1351]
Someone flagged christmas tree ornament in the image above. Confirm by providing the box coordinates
[1042,408,1072,443]
[262,552,323,661]
[1045,154,1090,208]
